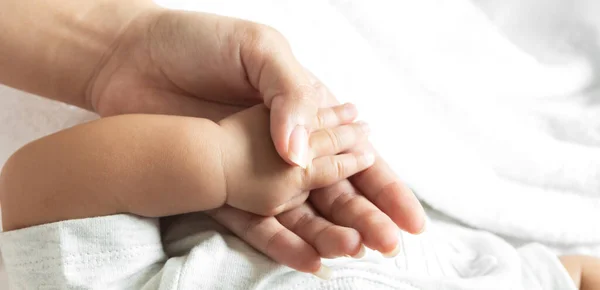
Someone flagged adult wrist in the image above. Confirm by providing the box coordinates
[82,0,163,112]
[0,0,158,110]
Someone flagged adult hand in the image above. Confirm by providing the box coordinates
[0,0,425,276]
[90,8,321,168]
[87,6,425,275]
[209,79,425,276]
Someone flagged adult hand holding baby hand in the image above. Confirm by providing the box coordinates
[0,0,425,276]
[89,8,319,169]
[218,104,373,217]
[82,4,427,275]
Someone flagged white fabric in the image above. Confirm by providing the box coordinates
[1,0,599,287]
[93,0,600,245]
[317,0,600,245]
[0,213,576,290]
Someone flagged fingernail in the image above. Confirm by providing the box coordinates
[382,244,401,258]
[312,265,332,280]
[351,244,366,259]
[289,125,309,168]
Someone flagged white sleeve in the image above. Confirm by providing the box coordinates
[0,214,167,289]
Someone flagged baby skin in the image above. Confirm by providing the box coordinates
[0,104,599,288]
[0,104,373,230]
[0,103,376,277]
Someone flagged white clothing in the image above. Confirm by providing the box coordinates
[0,212,576,289]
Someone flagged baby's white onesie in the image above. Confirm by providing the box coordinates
[0,212,576,289]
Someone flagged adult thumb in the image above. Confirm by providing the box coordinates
[240,24,323,168]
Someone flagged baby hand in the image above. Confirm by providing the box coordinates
[219,103,372,216]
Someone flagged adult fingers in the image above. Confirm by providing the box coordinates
[239,24,325,168]
[310,180,401,256]
[207,205,329,278]
[314,103,358,130]
[302,69,426,234]
[350,143,426,234]
[276,203,363,259]
[309,121,370,159]
[306,151,375,190]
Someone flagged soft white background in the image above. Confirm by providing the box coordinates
[1,0,599,286]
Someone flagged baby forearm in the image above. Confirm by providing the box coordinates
[0,0,154,109]
[0,115,227,231]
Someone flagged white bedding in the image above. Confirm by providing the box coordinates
[1,0,599,287]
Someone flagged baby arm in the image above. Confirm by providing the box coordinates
[0,104,371,231]
[0,114,228,231]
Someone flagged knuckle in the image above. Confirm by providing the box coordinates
[264,228,286,256]
[333,157,345,180]
[332,193,370,225]
[315,111,327,129]
[361,210,387,227]
[329,191,354,220]
[324,129,341,152]
[316,107,338,129]
[243,215,266,239]
[245,23,288,52]
[296,166,311,190]
[291,212,313,232]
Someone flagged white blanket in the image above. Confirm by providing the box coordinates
[326,0,600,246]
[1,0,599,286]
